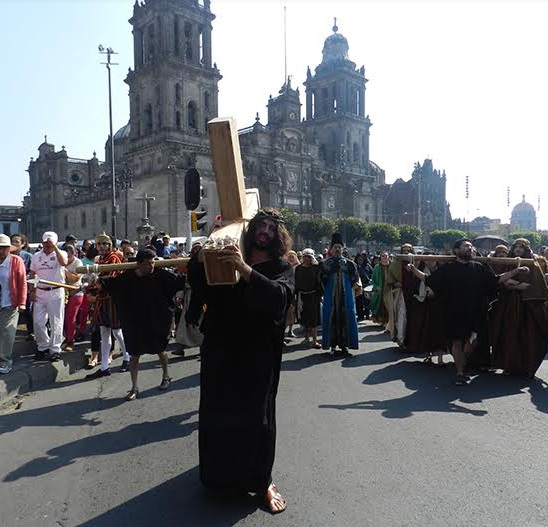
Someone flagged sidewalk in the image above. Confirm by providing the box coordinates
[0,325,88,406]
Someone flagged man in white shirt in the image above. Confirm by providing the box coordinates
[29,231,68,362]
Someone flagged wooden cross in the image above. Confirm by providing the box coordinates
[204,117,260,285]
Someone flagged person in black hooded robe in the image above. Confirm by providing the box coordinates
[187,208,294,514]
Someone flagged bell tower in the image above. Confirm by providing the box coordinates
[125,0,222,148]
[122,0,223,236]
[303,19,371,172]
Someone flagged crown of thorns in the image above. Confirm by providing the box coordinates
[255,209,285,224]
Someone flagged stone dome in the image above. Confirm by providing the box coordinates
[511,197,535,215]
[113,122,131,141]
[322,20,349,64]
[511,195,536,231]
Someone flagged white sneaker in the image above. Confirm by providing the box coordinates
[0,366,12,374]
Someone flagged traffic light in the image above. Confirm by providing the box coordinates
[185,168,201,210]
[191,210,207,232]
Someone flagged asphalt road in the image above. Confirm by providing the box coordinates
[2,322,548,527]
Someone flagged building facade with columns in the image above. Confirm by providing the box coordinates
[24,1,389,242]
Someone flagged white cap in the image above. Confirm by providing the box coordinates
[42,231,58,244]
[302,248,315,257]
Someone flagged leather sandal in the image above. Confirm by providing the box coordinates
[87,357,98,369]
[265,483,287,514]
[125,388,139,401]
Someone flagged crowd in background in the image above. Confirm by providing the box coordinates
[1,230,548,388]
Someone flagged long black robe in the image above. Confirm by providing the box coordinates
[189,257,294,493]
[426,261,497,368]
[101,269,185,355]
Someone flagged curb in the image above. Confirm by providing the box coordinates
[0,350,88,407]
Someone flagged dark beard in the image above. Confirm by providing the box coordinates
[252,239,275,252]
[459,252,472,261]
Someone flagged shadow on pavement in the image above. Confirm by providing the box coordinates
[340,346,402,368]
[0,396,123,435]
[281,352,331,371]
[77,466,259,527]
[3,410,199,481]
[319,360,548,418]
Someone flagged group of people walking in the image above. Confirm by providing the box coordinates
[370,238,548,385]
[1,210,548,517]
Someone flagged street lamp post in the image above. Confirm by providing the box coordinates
[98,44,118,239]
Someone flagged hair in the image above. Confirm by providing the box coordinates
[136,248,156,263]
[452,238,472,252]
[243,208,292,260]
[509,239,532,258]
[85,244,98,260]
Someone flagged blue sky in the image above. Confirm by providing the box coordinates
[3,0,548,229]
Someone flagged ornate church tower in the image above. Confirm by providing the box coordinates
[123,0,222,235]
[303,20,377,218]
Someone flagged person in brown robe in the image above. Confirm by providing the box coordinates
[490,238,548,377]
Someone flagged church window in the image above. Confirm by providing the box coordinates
[145,104,153,135]
[321,87,328,115]
[199,26,204,64]
[176,111,181,129]
[147,24,155,62]
[174,17,180,56]
[204,91,210,112]
[184,23,193,62]
[135,119,141,137]
[134,94,140,114]
[138,29,145,66]
[175,83,181,105]
[319,144,326,161]
[346,132,351,146]
[81,211,87,229]
[353,142,359,163]
[101,208,107,225]
[188,101,197,129]
[356,89,360,115]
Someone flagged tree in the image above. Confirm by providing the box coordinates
[336,217,369,245]
[279,208,299,236]
[397,224,422,246]
[507,231,542,248]
[367,223,400,248]
[429,229,467,251]
[295,217,335,247]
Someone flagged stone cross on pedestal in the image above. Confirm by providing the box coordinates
[135,193,156,243]
[135,193,156,222]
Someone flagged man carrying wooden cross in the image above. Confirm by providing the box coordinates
[407,238,529,386]
[186,118,293,514]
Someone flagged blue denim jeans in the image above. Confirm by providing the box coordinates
[0,307,19,368]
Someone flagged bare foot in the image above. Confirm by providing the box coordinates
[265,483,287,514]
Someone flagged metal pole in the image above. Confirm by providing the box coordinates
[107,57,117,239]
[186,210,193,254]
[99,45,118,239]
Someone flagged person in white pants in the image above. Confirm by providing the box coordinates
[29,231,68,362]
[85,233,130,379]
